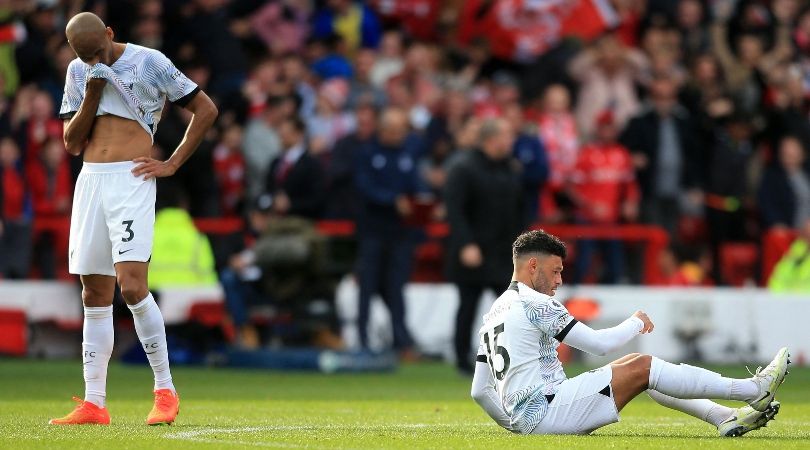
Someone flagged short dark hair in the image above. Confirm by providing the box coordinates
[512,230,567,261]
[283,116,307,135]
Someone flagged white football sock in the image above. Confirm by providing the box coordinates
[647,389,734,427]
[83,306,114,408]
[128,293,175,392]
[649,357,759,401]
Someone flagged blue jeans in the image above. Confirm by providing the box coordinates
[219,268,264,327]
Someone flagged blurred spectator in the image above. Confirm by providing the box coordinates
[370,0,443,42]
[312,0,382,53]
[148,189,218,291]
[710,0,794,117]
[253,212,343,350]
[0,74,11,136]
[354,108,419,355]
[456,0,621,63]
[15,1,60,92]
[531,84,579,222]
[679,53,733,144]
[768,218,810,293]
[370,29,404,88]
[444,118,522,374]
[26,137,71,279]
[676,0,711,63]
[758,136,810,229]
[219,195,272,349]
[326,101,377,219]
[264,116,326,219]
[705,112,758,284]
[309,34,354,80]
[569,32,647,138]
[568,110,640,284]
[419,86,472,195]
[17,88,62,162]
[248,0,311,56]
[620,74,704,239]
[0,137,33,278]
[281,54,317,120]
[0,11,24,97]
[764,63,810,154]
[385,42,442,131]
[173,0,249,97]
[212,124,245,217]
[347,48,386,109]
[242,95,286,204]
[503,102,548,224]
[307,77,355,156]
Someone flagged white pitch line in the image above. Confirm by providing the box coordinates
[166,423,494,449]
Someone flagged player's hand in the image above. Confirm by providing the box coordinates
[633,310,654,334]
[460,244,483,268]
[86,77,107,93]
[131,157,178,180]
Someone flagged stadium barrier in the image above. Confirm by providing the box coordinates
[32,216,672,283]
[2,278,809,366]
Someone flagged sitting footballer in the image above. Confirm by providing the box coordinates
[472,230,789,437]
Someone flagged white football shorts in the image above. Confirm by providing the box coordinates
[531,365,620,435]
[68,161,156,276]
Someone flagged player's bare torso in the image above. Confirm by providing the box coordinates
[82,115,151,163]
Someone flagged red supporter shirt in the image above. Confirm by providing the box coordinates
[457,0,618,62]
[1,167,26,220]
[213,146,245,217]
[24,119,63,162]
[26,159,72,216]
[570,142,639,223]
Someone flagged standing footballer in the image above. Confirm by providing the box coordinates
[472,230,789,436]
[49,12,217,426]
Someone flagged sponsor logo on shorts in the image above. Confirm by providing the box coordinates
[118,249,134,255]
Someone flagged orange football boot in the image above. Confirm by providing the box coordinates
[49,397,110,425]
[146,389,179,425]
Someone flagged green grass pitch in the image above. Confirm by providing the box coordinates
[1,359,809,449]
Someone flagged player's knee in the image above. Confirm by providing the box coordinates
[117,273,147,302]
[632,354,652,388]
[81,286,109,307]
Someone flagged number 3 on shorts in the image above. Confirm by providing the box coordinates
[122,220,135,242]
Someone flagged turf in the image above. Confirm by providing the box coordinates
[1,359,809,449]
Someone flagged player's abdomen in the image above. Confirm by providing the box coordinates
[84,115,152,163]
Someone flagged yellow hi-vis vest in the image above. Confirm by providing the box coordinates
[769,239,810,293]
[148,208,217,290]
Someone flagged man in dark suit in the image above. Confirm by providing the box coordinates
[264,117,326,219]
[445,118,524,374]
[620,74,705,239]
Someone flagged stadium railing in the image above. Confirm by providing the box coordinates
[31,216,688,285]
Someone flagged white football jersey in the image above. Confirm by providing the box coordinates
[59,43,198,141]
[478,281,577,434]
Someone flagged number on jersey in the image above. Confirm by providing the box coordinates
[483,323,511,380]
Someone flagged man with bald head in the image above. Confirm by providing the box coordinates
[50,12,218,426]
[354,107,420,357]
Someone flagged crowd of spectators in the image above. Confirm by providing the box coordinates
[2,0,810,292]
